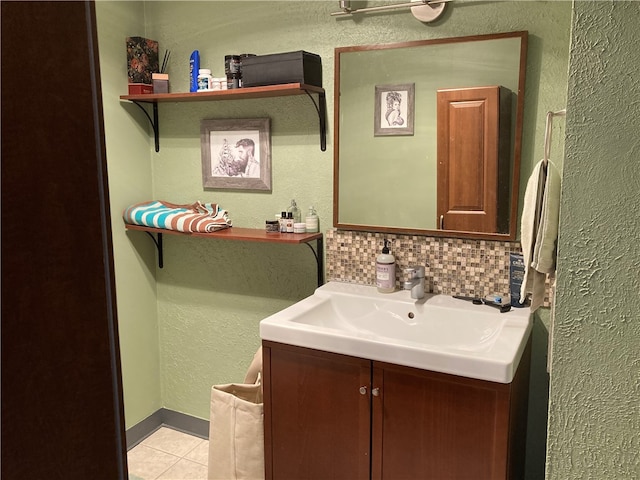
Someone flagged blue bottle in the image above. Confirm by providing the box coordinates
[189,50,200,93]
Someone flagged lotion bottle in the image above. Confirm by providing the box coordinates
[376,239,396,293]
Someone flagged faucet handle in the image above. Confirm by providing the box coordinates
[404,265,425,277]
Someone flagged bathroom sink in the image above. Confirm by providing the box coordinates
[260,281,532,383]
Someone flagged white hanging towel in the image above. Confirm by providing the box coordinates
[520,159,561,311]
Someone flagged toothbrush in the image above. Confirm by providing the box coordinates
[452,295,483,305]
[482,299,511,313]
[453,295,511,312]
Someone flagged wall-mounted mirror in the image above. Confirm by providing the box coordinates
[334,31,528,240]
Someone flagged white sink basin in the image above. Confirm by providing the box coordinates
[260,281,532,383]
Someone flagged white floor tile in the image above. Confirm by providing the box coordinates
[128,444,180,480]
[142,427,204,458]
[184,439,209,466]
[156,458,208,480]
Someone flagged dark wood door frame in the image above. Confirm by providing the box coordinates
[1,1,127,478]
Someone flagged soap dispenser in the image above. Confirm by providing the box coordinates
[376,239,396,293]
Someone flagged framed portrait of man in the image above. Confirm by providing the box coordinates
[201,118,272,191]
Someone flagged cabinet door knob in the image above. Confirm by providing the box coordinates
[359,386,368,395]
[372,387,380,397]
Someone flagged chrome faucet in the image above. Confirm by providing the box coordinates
[403,266,426,299]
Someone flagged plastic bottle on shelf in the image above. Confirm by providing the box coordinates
[189,50,200,93]
[197,68,213,91]
[286,212,294,233]
[279,211,288,233]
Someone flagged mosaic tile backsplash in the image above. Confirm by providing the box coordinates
[325,229,550,306]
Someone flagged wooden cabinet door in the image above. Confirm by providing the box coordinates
[371,362,511,480]
[436,86,511,234]
[263,342,371,480]
[264,340,530,480]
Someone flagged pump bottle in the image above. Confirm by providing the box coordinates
[376,239,396,293]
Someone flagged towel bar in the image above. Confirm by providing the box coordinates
[543,109,566,167]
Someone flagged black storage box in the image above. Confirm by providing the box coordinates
[241,51,322,88]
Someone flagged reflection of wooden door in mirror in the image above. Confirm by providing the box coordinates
[436,86,511,233]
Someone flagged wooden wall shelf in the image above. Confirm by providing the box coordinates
[125,224,324,286]
[120,83,324,103]
[119,83,327,152]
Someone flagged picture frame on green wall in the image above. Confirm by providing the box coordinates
[374,83,415,136]
[201,117,272,191]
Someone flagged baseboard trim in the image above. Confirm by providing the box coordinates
[126,408,209,450]
[162,408,210,439]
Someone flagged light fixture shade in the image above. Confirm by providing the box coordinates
[411,1,446,22]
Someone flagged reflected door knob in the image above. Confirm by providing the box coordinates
[359,386,367,395]
[372,387,380,397]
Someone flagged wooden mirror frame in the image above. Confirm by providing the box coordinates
[333,31,528,240]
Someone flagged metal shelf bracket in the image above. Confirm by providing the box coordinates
[132,101,160,152]
[144,231,164,268]
[305,90,327,151]
[305,237,325,286]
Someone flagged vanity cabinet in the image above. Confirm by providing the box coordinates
[263,340,531,480]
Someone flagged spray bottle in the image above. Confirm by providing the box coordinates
[189,50,200,93]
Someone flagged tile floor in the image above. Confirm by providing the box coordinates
[127,427,208,480]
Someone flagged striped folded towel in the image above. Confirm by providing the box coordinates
[123,200,232,233]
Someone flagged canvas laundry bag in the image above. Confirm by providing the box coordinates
[208,348,264,480]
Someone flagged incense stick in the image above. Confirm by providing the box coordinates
[160,50,171,73]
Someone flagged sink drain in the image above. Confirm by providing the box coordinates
[407,312,415,319]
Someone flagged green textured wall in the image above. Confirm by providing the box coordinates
[96,1,162,429]
[548,2,640,478]
[97,1,572,430]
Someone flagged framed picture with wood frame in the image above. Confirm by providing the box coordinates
[201,118,272,191]
[374,83,415,136]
